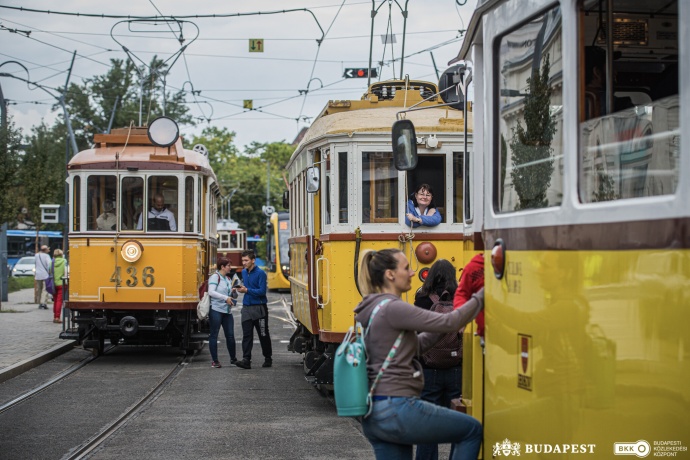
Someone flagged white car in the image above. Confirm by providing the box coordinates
[12,257,36,277]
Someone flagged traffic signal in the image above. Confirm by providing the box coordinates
[343,68,378,78]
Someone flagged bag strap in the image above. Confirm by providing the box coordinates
[50,258,55,276]
[362,297,403,418]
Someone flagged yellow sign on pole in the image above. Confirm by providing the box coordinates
[249,39,264,53]
[243,100,253,109]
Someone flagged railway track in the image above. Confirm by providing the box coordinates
[63,351,197,460]
[0,346,115,416]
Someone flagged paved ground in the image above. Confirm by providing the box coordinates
[0,287,75,383]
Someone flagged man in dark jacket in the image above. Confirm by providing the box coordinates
[235,250,272,369]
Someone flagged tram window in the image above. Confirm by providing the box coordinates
[578,0,679,202]
[184,177,194,232]
[145,176,178,231]
[86,175,117,231]
[362,152,398,223]
[323,150,331,226]
[495,6,563,213]
[338,151,348,223]
[406,155,446,223]
[197,179,202,233]
[453,152,464,223]
[72,176,80,231]
[121,177,143,231]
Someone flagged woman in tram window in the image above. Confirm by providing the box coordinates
[405,184,442,228]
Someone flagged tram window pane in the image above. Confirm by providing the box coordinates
[338,151,348,223]
[323,150,331,226]
[578,1,679,202]
[406,155,446,223]
[72,176,80,231]
[146,176,178,231]
[120,177,143,231]
[454,152,464,223]
[197,179,202,233]
[185,177,194,232]
[495,6,563,213]
[86,175,117,231]
[362,152,398,223]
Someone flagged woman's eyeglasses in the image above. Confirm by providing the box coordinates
[416,193,432,198]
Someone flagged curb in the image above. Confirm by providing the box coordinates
[0,340,77,384]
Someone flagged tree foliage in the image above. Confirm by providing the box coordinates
[0,119,23,224]
[60,56,193,150]
[188,131,294,237]
[509,54,556,210]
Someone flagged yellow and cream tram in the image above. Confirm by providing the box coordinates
[60,117,220,354]
[394,0,688,454]
[266,211,291,291]
[286,79,472,386]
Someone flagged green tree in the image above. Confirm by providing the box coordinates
[19,122,67,228]
[509,54,556,210]
[60,56,194,150]
[0,118,23,224]
[187,132,294,237]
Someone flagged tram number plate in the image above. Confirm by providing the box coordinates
[110,266,155,287]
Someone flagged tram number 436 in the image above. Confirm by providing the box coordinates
[110,266,155,287]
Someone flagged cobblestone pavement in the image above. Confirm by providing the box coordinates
[0,288,75,382]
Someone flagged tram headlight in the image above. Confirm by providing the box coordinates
[492,239,506,280]
[121,240,144,263]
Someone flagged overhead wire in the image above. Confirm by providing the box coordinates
[295,0,346,124]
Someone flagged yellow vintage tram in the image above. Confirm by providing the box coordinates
[394,0,688,454]
[266,211,290,291]
[286,79,472,386]
[60,117,220,354]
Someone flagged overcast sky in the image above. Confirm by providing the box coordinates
[1,0,476,150]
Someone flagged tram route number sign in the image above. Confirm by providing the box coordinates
[110,266,155,287]
[249,39,264,52]
[343,68,378,78]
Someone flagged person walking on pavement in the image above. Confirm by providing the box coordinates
[208,257,239,368]
[235,249,272,369]
[52,249,67,323]
[34,245,51,310]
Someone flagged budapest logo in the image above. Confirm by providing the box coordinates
[493,439,521,456]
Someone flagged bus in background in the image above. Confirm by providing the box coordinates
[7,230,63,268]
[266,211,290,290]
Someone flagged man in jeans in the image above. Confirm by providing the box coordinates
[235,250,272,369]
[34,245,52,310]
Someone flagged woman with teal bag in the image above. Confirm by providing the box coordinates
[353,248,484,460]
[52,249,67,323]
[208,257,239,368]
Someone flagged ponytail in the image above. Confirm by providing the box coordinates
[358,248,402,296]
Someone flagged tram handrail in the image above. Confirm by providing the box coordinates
[315,256,330,308]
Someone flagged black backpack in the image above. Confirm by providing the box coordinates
[422,291,463,369]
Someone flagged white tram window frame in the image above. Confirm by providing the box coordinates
[358,145,400,226]
[321,147,332,233]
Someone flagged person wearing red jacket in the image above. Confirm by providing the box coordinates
[453,254,485,337]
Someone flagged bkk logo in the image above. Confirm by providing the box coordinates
[493,439,597,456]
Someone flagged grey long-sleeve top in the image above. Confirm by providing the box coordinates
[353,289,483,397]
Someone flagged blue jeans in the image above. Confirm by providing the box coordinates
[416,366,463,460]
[208,308,236,363]
[362,397,482,460]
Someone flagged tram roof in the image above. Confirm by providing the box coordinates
[291,106,468,163]
[68,126,213,174]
